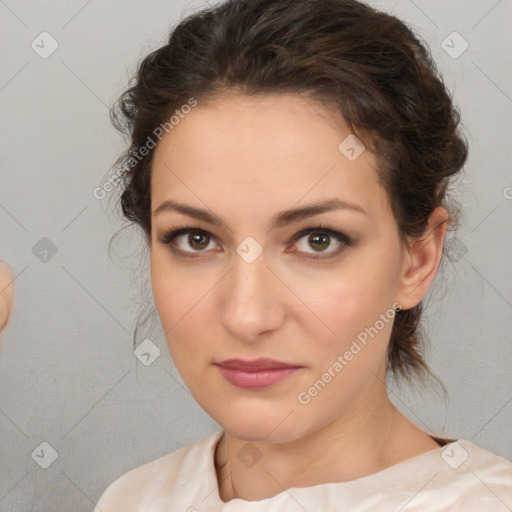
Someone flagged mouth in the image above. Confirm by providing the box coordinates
[214,358,304,389]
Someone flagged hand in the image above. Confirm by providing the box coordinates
[0,261,14,334]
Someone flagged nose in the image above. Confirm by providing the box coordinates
[217,247,285,343]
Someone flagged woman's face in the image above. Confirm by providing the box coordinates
[150,93,411,443]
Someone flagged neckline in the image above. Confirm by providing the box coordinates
[210,430,460,505]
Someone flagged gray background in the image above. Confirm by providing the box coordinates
[0,0,511,510]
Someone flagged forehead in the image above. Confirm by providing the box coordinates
[150,93,390,225]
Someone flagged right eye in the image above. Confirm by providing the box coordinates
[157,225,219,256]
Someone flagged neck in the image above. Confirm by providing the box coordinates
[214,386,435,502]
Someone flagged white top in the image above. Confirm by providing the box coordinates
[94,429,512,511]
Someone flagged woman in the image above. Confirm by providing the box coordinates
[95,0,512,509]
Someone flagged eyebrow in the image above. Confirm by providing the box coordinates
[152,198,368,232]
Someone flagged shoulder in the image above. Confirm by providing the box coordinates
[451,439,512,475]
[433,440,512,507]
[93,429,224,512]
[346,439,512,511]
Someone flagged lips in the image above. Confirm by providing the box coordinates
[215,357,302,371]
[215,358,304,389]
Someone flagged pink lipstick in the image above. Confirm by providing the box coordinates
[215,358,303,389]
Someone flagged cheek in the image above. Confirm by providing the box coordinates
[150,251,216,362]
[297,248,401,364]
[309,264,398,337]
[151,250,200,325]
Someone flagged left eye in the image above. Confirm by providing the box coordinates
[290,228,351,258]
[157,225,352,259]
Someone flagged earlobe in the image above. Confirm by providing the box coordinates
[396,207,449,310]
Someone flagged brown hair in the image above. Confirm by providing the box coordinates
[107,0,468,391]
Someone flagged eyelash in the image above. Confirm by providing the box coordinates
[157,223,352,260]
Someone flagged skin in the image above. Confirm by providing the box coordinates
[149,93,448,502]
[0,261,14,339]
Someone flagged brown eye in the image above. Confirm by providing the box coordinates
[158,224,352,260]
[187,232,210,250]
[157,226,218,255]
[307,232,330,251]
[291,226,352,260]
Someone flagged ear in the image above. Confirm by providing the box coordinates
[396,206,449,310]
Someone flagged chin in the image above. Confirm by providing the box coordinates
[219,414,306,444]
